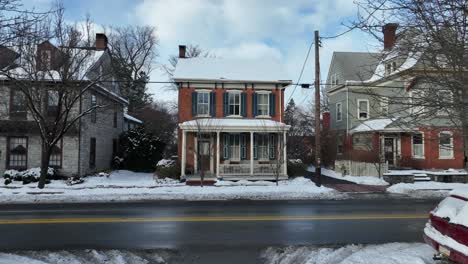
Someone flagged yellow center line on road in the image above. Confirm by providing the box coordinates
[0,214,429,224]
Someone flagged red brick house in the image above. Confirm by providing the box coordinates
[173,46,292,183]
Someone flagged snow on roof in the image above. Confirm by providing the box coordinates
[350,119,395,133]
[124,113,143,124]
[173,57,292,83]
[180,118,290,132]
[364,51,422,83]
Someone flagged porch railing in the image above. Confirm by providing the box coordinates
[219,163,284,176]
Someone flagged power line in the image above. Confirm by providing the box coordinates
[286,41,314,104]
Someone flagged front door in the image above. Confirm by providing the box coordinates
[384,137,395,167]
[198,140,211,175]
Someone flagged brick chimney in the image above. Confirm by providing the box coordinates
[179,45,186,58]
[96,33,108,51]
[382,23,398,50]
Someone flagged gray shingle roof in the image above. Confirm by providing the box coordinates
[327,51,381,84]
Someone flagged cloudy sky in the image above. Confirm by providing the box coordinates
[24,0,379,106]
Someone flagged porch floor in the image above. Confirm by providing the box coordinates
[185,174,288,183]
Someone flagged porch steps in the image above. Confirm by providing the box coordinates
[413,173,431,182]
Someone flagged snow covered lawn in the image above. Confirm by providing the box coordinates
[0,171,337,203]
[387,182,468,198]
[261,243,436,264]
[307,165,389,186]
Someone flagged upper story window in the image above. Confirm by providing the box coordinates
[412,133,424,159]
[357,99,369,120]
[385,61,397,75]
[10,89,27,118]
[90,94,97,123]
[437,90,453,116]
[380,97,389,116]
[40,50,51,70]
[410,90,425,115]
[439,131,454,159]
[331,73,339,86]
[228,92,241,116]
[336,102,342,121]
[47,90,59,117]
[257,93,269,116]
[197,92,210,116]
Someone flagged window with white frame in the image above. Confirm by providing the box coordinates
[412,133,424,158]
[357,99,369,120]
[385,61,397,75]
[228,92,241,116]
[257,134,269,160]
[437,90,453,116]
[229,134,240,161]
[331,73,339,86]
[197,92,210,116]
[380,97,389,115]
[336,102,342,121]
[257,93,269,116]
[439,132,454,159]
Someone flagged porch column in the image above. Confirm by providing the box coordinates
[250,131,254,176]
[283,131,287,176]
[181,130,187,178]
[216,131,220,177]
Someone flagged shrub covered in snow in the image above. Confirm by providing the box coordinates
[3,167,56,185]
[118,127,166,172]
[156,159,179,180]
[287,159,306,176]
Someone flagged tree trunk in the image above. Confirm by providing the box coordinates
[461,88,468,169]
[38,145,51,189]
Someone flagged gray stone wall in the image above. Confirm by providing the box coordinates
[79,90,125,176]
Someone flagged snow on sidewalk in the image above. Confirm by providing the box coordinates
[307,165,389,186]
[261,243,436,264]
[387,182,468,198]
[0,172,337,203]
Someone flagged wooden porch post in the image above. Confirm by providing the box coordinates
[181,130,187,178]
[216,131,220,178]
[250,131,254,176]
[283,131,287,176]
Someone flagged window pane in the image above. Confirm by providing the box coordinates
[413,134,423,144]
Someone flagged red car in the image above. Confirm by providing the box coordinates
[424,188,468,264]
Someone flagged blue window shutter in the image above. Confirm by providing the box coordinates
[269,134,276,160]
[253,134,258,160]
[223,134,229,159]
[252,93,257,117]
[241,93,247,117]
[269,93,276,117]
[223,92,228,117]
[210,92,216,117]
[241,134,246,160]
[191,91,198,116]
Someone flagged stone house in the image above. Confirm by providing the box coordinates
[0,33,139,177]
[326,23,465,177]
[173,45,292,184]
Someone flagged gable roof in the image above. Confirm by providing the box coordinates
[173,57,292,84]
[328,52,381,83]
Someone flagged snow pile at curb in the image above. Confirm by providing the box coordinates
[307,165,389,186]
[387,182,468,198]
[261,243,435,264]
[0,249,174,264]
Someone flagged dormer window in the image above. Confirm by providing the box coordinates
[385,61,397,75]
[40,50,51,70]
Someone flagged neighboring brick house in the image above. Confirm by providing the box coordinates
[0,33,138,177]
[326,23,465,176]
[173,45,292,183]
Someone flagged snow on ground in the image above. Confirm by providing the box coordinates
[387,182,468,198]
[307,165,389,186]
[0,249,175,264]
[261,243,435,264]
[0,171,337,203]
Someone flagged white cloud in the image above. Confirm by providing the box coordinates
[213,42,283,60]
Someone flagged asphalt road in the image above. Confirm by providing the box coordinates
[0,198,441,263]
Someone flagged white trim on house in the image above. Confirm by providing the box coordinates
[179,118,290,132]
[227,90,241,117]
[196,91,210,117]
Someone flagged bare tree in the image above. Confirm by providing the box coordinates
[107,25,158,112]
[0,5,115,188]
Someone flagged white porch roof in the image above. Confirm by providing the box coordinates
[179,118,291,132]
[350,118,417,134]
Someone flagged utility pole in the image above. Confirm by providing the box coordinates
[314,30,322,187]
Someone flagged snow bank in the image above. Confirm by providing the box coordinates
[307,165,389,186]
[0,249,172,264]
[261,243,435,264]
[387,182,467,198]
[424,223,468,257]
